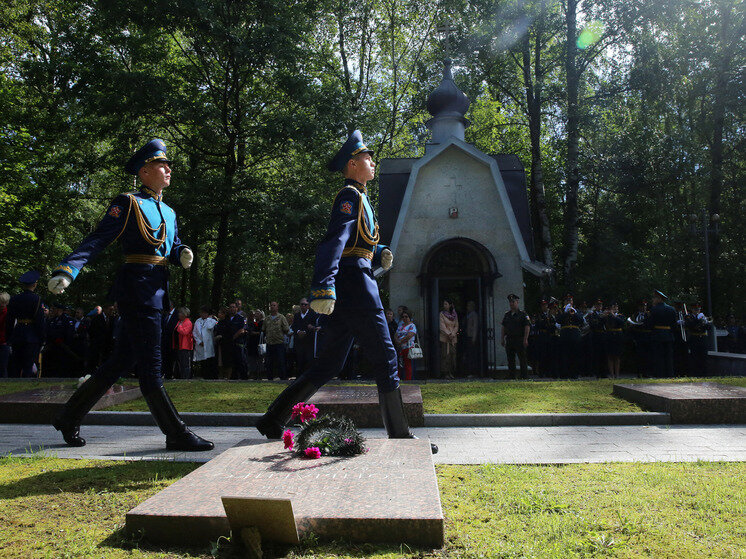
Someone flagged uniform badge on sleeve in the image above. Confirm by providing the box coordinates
[108,206,122,218]
[340,201,353,215]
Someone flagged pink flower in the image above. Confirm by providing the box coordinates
[282,429,294,450]
[344,438,353,444]
[300,404,319,423]
[291,402,306,420]
[304,447,322,459]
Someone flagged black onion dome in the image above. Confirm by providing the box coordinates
[426,59,470,118]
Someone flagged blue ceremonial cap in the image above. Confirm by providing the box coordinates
[327,130,374,172]
[19,270,40,284]
[125,139,172,175]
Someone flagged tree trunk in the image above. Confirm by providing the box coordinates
[707,2,733,311]
[563,0,580,290]
[522,27,554,278]
[211,210,230,309]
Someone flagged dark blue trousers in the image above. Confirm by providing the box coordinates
[301,308,400,392]
[10,340,39,378]
[90,306,164,395]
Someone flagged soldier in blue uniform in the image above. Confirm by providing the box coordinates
[644,290,678,378]
[557,302,586,378]
[47,139,213,451]
[6,271,45,378]
[255,130,437,453]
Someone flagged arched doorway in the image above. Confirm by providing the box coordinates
[419,238,501,377]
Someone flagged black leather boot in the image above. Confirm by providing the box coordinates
[145,386,214,451]
[379,387,438,454]
[52,375,114,447]
[255,377,319,439]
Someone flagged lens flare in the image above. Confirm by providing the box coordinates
[577,20,605,49]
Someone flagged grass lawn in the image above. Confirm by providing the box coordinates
[1,376,745,414]
[0,456,743,558]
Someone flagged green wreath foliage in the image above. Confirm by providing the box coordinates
[294,414,366,457]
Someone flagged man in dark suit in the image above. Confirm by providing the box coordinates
[292,298,318,376]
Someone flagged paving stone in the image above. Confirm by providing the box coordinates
[308,385,424,427]
[613,382,746,423]
[126,438,443,547]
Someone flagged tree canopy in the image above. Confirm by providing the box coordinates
[1,0,743,317]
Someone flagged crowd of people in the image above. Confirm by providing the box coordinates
[1,288,744,380]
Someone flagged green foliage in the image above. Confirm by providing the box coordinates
[0,0,743,317]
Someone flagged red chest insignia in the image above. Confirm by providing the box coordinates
[108,205,122,218]
[340,201,353,215]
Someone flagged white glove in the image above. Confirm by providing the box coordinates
[48,275,71,295]
[381,248,393,271]
[180,248,194,269]
[311,299,335,315]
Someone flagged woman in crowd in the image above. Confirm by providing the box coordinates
[439,298,459,379]
[192,306,217,379]
[174,307,194,379]
[396,310,417,381]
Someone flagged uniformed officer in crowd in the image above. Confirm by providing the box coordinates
[602,301,625,378]
[531,297,556,377]
[255,130,436,453]
[6,271,45,377]
[644,290,678,377]
[43,302,76,377]
[684,302,710,375]
[557,299,586,378]
[586,298,606,376]
[501,294,530,379]
[47,139,212,452]
[628,300,650,377]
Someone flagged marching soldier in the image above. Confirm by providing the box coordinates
[501,294,530,379]
[644,290,678,377]
[48,139,213,451]
[685,302,709,375]
[6,271,45,378]
[255,130,436,453]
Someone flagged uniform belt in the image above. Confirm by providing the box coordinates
[17,319,33,325]
[654,326,671,330]
[341,247,373,260]
[607,328,622,332]
[125,255,168,265]
[561,325,579,329]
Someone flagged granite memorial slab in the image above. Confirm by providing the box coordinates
[307,385,424,427]
[0,384,141,424]
[613,382,746,424]
[126,438,444,547]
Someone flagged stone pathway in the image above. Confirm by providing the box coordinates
[2,423,745,464]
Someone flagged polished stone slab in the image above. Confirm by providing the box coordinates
[613,382,746,424]
[0,384,141,424]
[307,385,424,427]
[126,438,443,547]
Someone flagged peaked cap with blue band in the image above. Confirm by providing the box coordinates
[327,130,374,172]
[125,139,172,175]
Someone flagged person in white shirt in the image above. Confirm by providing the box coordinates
[193,306,218,379]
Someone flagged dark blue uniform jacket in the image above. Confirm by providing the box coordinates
[53,188,189,310]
